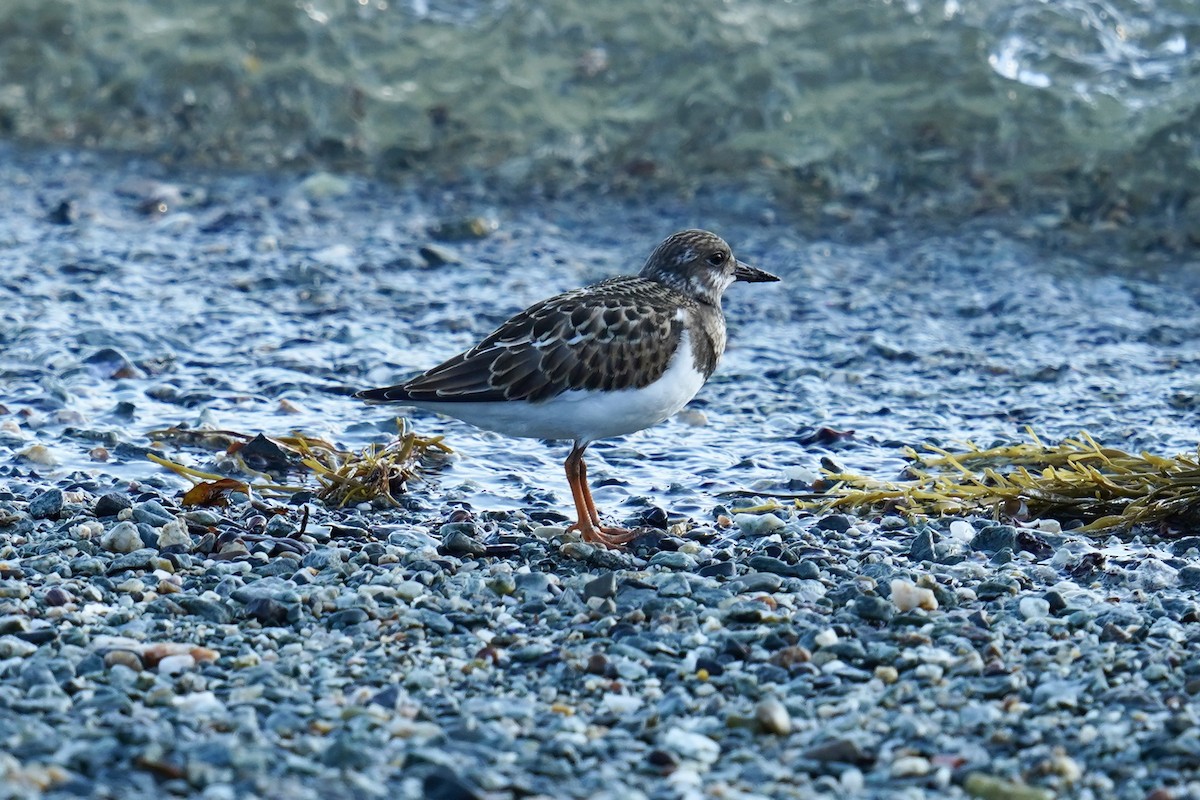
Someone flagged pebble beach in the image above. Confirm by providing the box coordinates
[2,142,1200,800]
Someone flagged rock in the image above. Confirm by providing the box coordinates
[661,727,720,764]
[735,513,787,535]
[175,596,232,624]
[755,698,791,735]
[108,549,160,572]
[891,756,931,777]
[157,654,195,674]
[156,518,192,549]
[132,500,173,528]
[29,489,64,520]
[103,650,143,671]
[854,595,894,622]
[962,773,1054,800]
[971,525,1017,553]
[0,635,38,658]
[1019,596,1051,620]
[94,492,133,517]
[890,579,937,612]
[802,737,873,765]
[583,573,619,597]
[422,766,484,800]
[948,519,975,541]
[729,572,784,594]
[101,521,143,553]
[908,528,935,562]
[325,608,369,629]
[815,514,853,533]
[245,596,296,626]
[439,525,486,556]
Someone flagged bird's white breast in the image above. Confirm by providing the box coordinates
[405,329,708,443]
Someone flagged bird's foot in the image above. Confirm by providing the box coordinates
[567,520,637,549]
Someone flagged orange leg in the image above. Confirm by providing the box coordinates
[564,443,635,549]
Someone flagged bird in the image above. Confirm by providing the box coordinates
[356,229,779,548]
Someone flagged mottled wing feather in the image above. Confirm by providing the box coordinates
[364,277,687,404]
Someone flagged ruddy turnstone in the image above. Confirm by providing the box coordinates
[356,229,779,548]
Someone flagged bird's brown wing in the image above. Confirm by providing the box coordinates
[356,277,687,404]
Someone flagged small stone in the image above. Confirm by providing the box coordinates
[948,519,975,541]
[104,650,143,671]
[813,628,838,648]
[755,699,791,735]
[802,737,871,764]
[854,595,893,622]
[891,756,931,777]
[908,529,935,562]
[583,572,618,600]
[875,665,899,684]
[729,572,783,594]
[28,489,64,520]
[156,518,192,549]
[648,550,696,570]
[439,525,486,556]
[962,773,1054,800]
[101,521,143,553]
[735,513,787,535]
[890,579,938,612]
[0,635,37,658]
[176,596,233,624]
[422,767,484,800]
[298,171,352,200]
[245,596,294,626]
[661,727,720,764]
[44,587,72,606]
[157,654,196,674]
[1019,596,1051,620]
[132,501,173,528]
[95,492,133,517]
[815,514,852,533]
[18,444,57,466]
[971,525,1017,553]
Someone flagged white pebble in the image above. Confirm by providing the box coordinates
[891,755,932,777]
[784,465,819,484]
[602,693,643,714]
[101,521,143,554]
[890,579,938,612]
[948,520,975,541]
[1019,596,1051,620]
[157,517,192,549]
[157,654,196,674]
[661,728,720,763]
[0,635,37,658]
[813,628,838,648]
[71,520,104,540]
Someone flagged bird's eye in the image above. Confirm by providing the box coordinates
[706,251,726,266]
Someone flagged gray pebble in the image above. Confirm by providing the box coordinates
[854,595,893,622]
[971,524,1017,553]
[101,521,143,553]
[909,528,935,562]
[441,527,486,556]
[176,596,233,624]
[29,488,64,519]
[729,572,783,594]
[95,492,133,517]
[583,572,618,600]
[132,500,174,528]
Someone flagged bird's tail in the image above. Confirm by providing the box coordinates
[354,386,414,404]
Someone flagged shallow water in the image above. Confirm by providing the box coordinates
[2,145,1197,525]
[1,0,1197,220]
